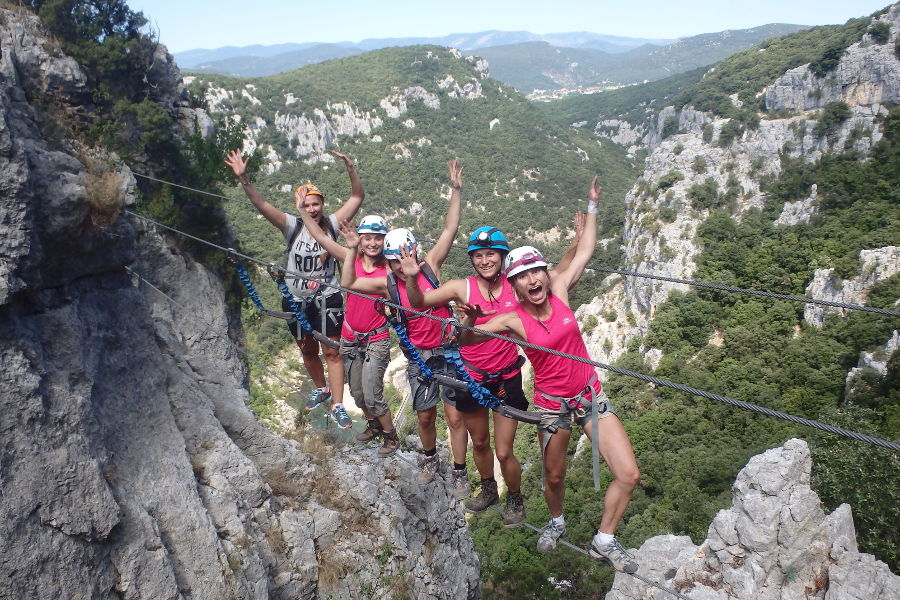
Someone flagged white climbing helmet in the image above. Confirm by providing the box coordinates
[383,228,417,260]
[356,215,388,235]
[504,246,549,278]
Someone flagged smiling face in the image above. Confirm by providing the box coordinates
[297,193,325,222]
[511,266,550,305]
[359,233,385,258]
[469,249,504,280]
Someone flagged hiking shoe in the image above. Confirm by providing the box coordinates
[450,468,471,500]
[378,430,399,457]
[305,387,332,411]
[356,419,383,442]
[330,404,352,429]
[417,454,440,484]
[590,537,639,574]
[502,493,525,527]
[536,519,566,553]
[464,479,498,513]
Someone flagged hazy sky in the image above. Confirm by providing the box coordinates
[129,0,892,53]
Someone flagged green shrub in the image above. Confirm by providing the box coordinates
[687,178,721,210]
[813,101,851,138]
[662,116,680,139]
[701,123,714,143]
[718,120,743,147]
[691,156,708,174]
[657,170,685,190]
[868,21,890,44]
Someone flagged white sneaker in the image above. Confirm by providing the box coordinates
[536,519,566,553]
[589,537,638,573]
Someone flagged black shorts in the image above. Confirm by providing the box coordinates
[282,293,344,339]
[445,371,528,414]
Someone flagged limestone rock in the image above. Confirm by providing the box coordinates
[606,439,899,600]
[804,246,900,327]
[0,9,481,599]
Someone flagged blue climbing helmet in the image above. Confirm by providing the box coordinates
[467,227,509,254]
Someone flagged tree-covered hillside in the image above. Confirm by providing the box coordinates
[187,46,637,275]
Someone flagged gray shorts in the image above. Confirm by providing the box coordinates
[406,348,452,412]
[537,390,615,432]
[340,336,390,417]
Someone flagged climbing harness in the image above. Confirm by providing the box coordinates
[536,374,606,491]
[263,262,340,349]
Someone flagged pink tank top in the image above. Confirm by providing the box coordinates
[461,276,521,381]
[516,294,600,410]
[397,269,452,350]
[342,256,389,342]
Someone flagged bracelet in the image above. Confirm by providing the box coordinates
[587,200,599,214]
[239,176,251,185]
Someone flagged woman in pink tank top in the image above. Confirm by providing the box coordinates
[336,160,469,488]
[456,178,641,574]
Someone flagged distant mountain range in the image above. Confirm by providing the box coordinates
[174,25,807,90]
[173,30,673,72]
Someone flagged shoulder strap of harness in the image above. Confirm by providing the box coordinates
[386,262,445,325]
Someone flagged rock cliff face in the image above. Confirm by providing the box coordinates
[606,439,899,600]
[0,9,479,600]
[579,6,900,366]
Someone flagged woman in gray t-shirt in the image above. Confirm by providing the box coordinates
[225,149,364,428]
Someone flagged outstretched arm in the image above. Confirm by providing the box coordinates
[331,151,365,223]
[295,196,349,262]
[338,220,385,294]
[456,303,524,346]
[224,150,286,230]
[554,211,586,290]
[550,177,600,296]
[424,159,464,272]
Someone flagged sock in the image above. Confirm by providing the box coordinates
[481,477,496,485]
[508,490,521,498]
[332,403,343,408]
[454,463,467,471]
[594,531,614,546]
[424,447,437,457]
[551,515,565,526]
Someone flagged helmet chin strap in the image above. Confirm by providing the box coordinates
[475,265,503,303]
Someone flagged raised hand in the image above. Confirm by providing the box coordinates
[456,302,495,325]
[331,150,354,169]
[224,149,249,178]
[588,176,603,203]
[448,159,464,190]
[338,218,360,248]
[399,244,421,278]
[573,211,586,241]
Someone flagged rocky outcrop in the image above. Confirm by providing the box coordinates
[580,7,900,365]
[606,439,899,600]
[845,330,900,396]
[804,246,900,326]
[0,9,479,600]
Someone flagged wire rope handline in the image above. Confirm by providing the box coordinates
[123,208,900,452]
[133,172,898,318]
[134,257,682,596]
[125,266,303,394]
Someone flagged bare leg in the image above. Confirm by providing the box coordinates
[299,336,327,388]
[322,336,344,406]
[583,415,639,534]
[417,406,437,451]
[538,427,571,517]
[444,402,468,465]
[493,412,522,493]
[462,407,493,478]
